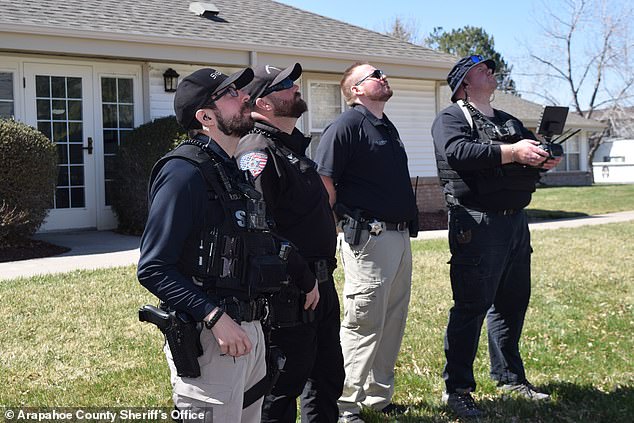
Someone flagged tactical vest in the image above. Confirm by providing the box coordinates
[250,126,317,175]
[436,102,539,201]
[149,140,288,301]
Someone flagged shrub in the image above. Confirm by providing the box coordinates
[0,119,57,244]
[111,116,187,234]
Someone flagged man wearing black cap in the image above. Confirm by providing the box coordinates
[138,67,283,422]
[314,62,419,423]
[432,55,561,418]
[234,63,344,423]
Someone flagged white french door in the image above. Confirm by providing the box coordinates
[24,63,97,231]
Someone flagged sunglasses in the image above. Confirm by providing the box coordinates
[354,69,385,86]
[262,78,295,97]
[208,85,239,103]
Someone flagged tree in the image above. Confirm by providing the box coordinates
[425,26,518,94]
[519,0,634,178]
[382,16,421,45]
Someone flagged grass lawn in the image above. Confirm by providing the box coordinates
[527,184,634,220]
[1,222,633,422]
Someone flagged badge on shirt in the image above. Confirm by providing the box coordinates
[238,151,268,178]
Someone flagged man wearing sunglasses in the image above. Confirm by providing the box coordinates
[432,55,560,418]
[138,67,284,422]
[235,63,344,423]
[314,63,419,422]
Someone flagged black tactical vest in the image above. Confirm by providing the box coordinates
[437,103,540,202]
[149,140,288,301]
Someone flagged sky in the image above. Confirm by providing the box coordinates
[276,0,632,109]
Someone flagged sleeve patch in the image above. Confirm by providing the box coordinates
[238,151,268,178]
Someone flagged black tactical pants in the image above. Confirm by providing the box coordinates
[443,206,532,393]
[261,277,345,423]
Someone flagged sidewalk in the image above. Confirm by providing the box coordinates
[2,210,634,281]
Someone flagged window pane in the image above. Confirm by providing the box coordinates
[102,104,117,128]
[56,144,68,165]
[566,137,579,153]
[69,144,83,165]
[101,77,117,103]
[0,72,13,99]
[38,121,52,141]
[36,76,50,97]
[119,105,134,128]
[70,187,85,208]
[69,165,84,186]
[568,153,580,171]
[118,78,133,103]
[53,122,67,143]
[68,122,83,143]
[0,102,13,119]
[67,77,82,99]
[37,99,51,120]
[310,83,342,130]
[104,156,116,180]
[67,100,82,120]
[104,129,119,154]
[51,76,66,98]
[119,129,132,143]
[57,167,69,186]
[55,187,70,208]
[52,100,67,120]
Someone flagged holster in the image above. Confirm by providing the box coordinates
[267,284,315,328]
[164,311,203,378]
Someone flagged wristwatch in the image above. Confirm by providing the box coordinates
[204,308,224,329]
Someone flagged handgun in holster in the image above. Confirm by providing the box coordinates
[138,304,203,378]
[334,203,364,246]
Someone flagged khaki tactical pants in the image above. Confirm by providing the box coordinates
[337,229,412,416]
[165,320,266,423]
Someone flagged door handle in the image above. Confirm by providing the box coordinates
[83,137,93,155]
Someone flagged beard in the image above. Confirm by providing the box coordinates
[213,102,254,137]
[270,93,308,118]
[365,84,393,102]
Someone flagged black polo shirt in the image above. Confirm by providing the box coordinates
[314,104,417,223]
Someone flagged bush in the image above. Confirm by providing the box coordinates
[111,116,187,234]
[0,119,57,244]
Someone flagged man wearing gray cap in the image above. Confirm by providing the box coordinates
[138,67,287,422]
[235,63,344,422]
[432,55,560,418]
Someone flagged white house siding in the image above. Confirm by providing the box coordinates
[592,139,634,184]
[148,63,241,122]
[384,78,437,178]
[382,78,445,213]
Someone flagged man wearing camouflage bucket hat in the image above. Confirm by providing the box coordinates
[432,55,561,418]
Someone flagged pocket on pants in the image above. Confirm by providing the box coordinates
[448,254,486,305]
[173,380,232,422]
[342,280,380,329]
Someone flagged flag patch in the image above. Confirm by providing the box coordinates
[238,151,268,178]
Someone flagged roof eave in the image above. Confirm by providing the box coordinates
[0,23,454,71]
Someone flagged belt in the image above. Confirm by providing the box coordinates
[215,297,267,323]
[366,219,408,235]
[445,194,519,216]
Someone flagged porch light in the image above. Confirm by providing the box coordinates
[163,68,180,93]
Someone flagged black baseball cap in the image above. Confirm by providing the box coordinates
[174,67,254,129]
[243,63,302,103]
[447,55,496,102]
